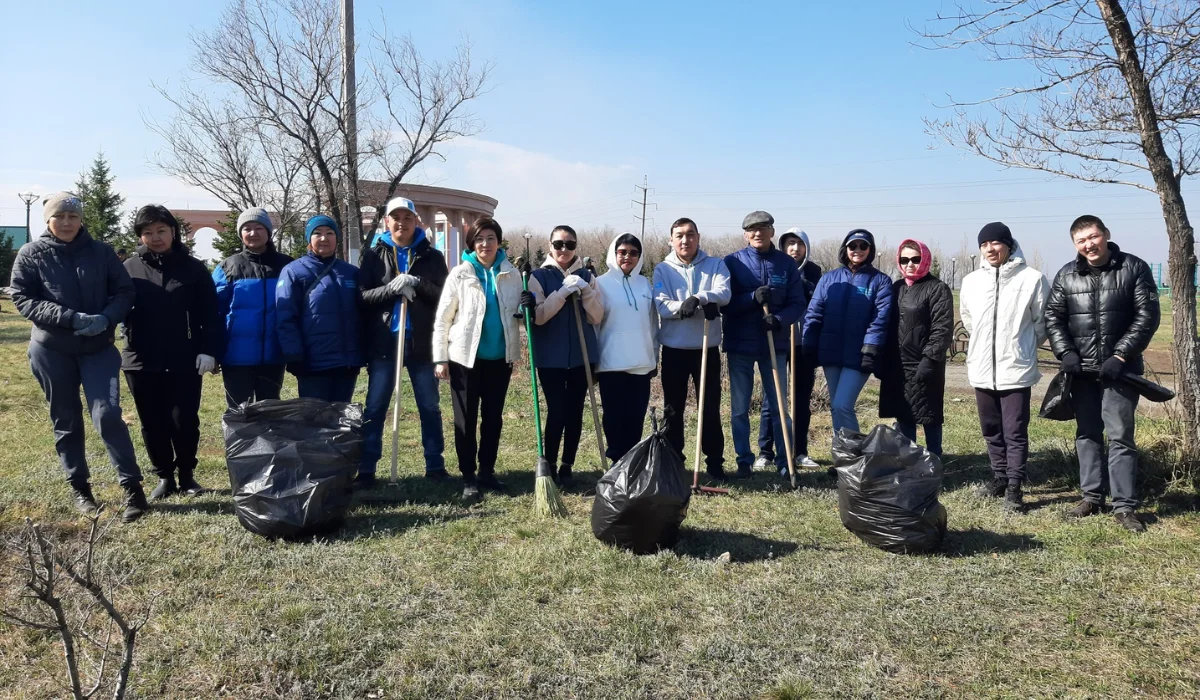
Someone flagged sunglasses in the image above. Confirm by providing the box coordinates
[616,249,640,258]
[847,241,871,252]
[899,256,922,266]
[550,239,578,251]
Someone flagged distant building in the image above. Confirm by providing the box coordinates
[0,226,30,246]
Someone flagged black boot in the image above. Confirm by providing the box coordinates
[177,471,206,496]
[70,482,99,516]
[478,471,507,492]
[122,483,150,523]
[352,472,378,491]
[556,463,573,488]
[150,475,178,501]
[1003,484,1023,512]
[461,475,481,501]
[976,478,1007,498]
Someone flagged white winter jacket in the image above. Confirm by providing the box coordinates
[432,255,523,367]
[596,236,658,374]
[960,242,1050,390]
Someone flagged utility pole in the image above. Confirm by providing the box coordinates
[632,176,656,238]
[17,192,38,245]
[341,0,360,263]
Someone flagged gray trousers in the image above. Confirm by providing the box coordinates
[28,342,142,487]
[1070,375,1140,511]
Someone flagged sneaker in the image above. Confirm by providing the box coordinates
[478,472,507,492]
[795,454,819,469]
[1114,510,1146,533]
[352,472,378,490]
[735,465,754,480]
[149,476,178,501]
[177,472,206,496]
[462,479,481,501]
[752,455,772,471]
[705,468,729,483]
[424,469,450,482]
[1068,500,1103,518]
[122,483,150,524]
[70,482,99,516]
[1003,485,1023,512]
[975,478,1007,499]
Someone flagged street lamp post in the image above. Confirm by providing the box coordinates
[17,192,39,245]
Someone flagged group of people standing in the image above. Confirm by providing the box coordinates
[10,191,1160,532]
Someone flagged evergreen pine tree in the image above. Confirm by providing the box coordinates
[75,152,126,246]
[212,209,245,259]
[0,232,16,286]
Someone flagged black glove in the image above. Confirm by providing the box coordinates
[520,290,536,311]
[761,314,782,333]
[860,345,879,374]
[703,302,720,321]
[753,286,771,305]
[1100,355,1126,381]
[916,357,937,382]
[679,296,701,318]
[1060,351,1082,375]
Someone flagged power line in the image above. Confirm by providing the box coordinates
[632,176,657,239]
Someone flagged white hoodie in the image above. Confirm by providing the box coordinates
[596,235,658,374]
[960,241,1050,390]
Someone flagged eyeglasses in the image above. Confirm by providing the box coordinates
[616,249,640,258]
[550,239,578,251]
[899,256,922,265]
[847,241,871,252]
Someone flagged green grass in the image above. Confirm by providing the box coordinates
[1,301,1199,699]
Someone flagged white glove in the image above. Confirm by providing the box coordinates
[387,274,419,295]
[398,286,416,302]
[561,274,587,295]
[196,354,217,376]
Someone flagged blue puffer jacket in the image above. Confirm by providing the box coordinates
[276,252,364,373]
[802,230,894,368]
[213,244,293,366]
[721,245,807,356]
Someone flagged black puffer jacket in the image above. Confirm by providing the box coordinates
[10,228,134,355]
[121,241,223,372]
[359,233,448,363]
[878,274,954,425]
[1044,244,1160,375]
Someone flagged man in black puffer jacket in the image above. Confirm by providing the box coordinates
[1045,214,1160,532]
[10,192,148,522]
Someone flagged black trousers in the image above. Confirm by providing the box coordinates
[222,364,285,409]
[597,371,652,463]
[760,349,817,457]
[124,370,203,478]
[974,387,1031,484]
[659,346,725,471]
[537,366,588,468]
[449,359,512,478]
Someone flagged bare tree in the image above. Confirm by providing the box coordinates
[364,29,493,237]
[1,513,154,699]
[919,0,1200,454]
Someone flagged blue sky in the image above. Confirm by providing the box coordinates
[0,0,1185,268]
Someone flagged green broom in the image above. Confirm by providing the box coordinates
[521,254,567,518]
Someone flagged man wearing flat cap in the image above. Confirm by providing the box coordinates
[722,211,807,479]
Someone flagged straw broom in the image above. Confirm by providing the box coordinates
[520,247,567,518]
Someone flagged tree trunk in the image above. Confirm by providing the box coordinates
[1097,0,1200,456]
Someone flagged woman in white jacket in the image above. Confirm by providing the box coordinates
[595,233,658,464]
[433,217,526,500]
[960,222,1049,511]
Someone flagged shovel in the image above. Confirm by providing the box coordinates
[572,294,607,471]
[764,302,796,489]
[692,317,729,496]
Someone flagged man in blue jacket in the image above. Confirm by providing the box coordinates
[276,216,365,402]
[723,211,808,479]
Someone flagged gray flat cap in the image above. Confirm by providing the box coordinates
[741,210,774,230]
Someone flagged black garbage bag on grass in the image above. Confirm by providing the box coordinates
[591,410,691,554]
[833,425,947,554]
[223,398,363,538]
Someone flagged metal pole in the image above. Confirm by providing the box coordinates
[341,0,360,262]
[18,192,38,245]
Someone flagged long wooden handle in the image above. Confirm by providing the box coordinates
[764,302,795,487]
[693,318,710,489]
[573,295,607,467]
[389,298,408,485]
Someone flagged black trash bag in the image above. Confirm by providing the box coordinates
[223,398,363,539]
[1040,371,1075,421]
[833,425,947,554]
[591,410,691,554]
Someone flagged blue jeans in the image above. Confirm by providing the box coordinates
[361,349,446,475]
[728,351,789,470]
[895,420,944,457]
[824,366,869,435]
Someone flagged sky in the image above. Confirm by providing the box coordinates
[0,0,1189,271]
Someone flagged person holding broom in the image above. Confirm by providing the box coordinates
[722,211,808,480]
[525,225,604,486]
[652,217,731,481]
[594,233,658,465]
[357,197,449,489]
[432,216,525,500]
